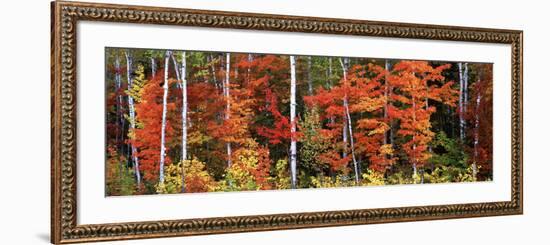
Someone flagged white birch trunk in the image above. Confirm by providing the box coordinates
[171,55,181,82]
[340,59,348,159]
[247,54,253,83]
[344,99,359,184]
[339,58,359,184]
[209,54,219,89]
[151,57,156,76]
[289,55,298,189]
[473,88,480,181]
[464,63,469,111]
[171,54,181,89]
[225,53,232,167]
[458,63,465,141]
[181,51,188,192]
[124,52,141,186]
[159,51,171,184]
[307,56,313,95]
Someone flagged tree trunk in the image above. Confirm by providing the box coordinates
[384,60,390,146]
[473,82,480,181]
[151,57,156,76]
[458,63,465,141]
[339,58,360,184]
[384,60,393,169]
[124,51,141,186]
[209,54,219,89]
[225,53,232,167]
[412,76,418,182]
[344,98,359,184]
[327,58,335,125]
[247,54,253,84]
[307,56,313,95]
[181,51,188,192]
[159,51,171,184]
[171,54,181,89]
[464,63,469,112]
[171,55,181,82]
[289,55,298,189]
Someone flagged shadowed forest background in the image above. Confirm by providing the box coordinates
[105,47,493,196]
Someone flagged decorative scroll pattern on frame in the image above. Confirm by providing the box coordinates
[51,1,522,243]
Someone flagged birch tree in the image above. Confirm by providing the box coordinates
[339,58,359,184]
[180,51,188,192]
[151,57,156,76]
[458,62,469,141]
[289,55,298,189]
[307,56,313,95]
[159,50,171,184]
[473,89,480,181]
[124,51,141,186]
[224,53,232,167]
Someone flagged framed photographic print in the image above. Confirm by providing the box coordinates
[51,0,523,243]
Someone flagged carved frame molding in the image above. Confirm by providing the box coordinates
[51,1,523,243]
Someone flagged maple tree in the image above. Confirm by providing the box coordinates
[387,61,458,178]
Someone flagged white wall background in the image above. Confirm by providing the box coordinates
[0,0,547,244]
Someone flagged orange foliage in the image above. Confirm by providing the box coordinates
[130,70,177,182]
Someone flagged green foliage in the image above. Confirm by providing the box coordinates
[429,131,468,169]
[188,52,209,78]
[310,174,357,188]
[386,172,415,185]
[299,107,331,184]
[273,159,291,190]
[105,148,136,196]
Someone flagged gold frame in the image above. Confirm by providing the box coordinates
[51,1,523,243]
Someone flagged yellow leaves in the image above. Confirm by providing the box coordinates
[361,169,385,186]
[273,159,291,190]
[187,131,211,145]
[127,64,147,103]
[379,144,394,155]
[352,97,386,112]
[310,175,356,188]
[156,158,215,194]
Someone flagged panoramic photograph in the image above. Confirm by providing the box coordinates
[105,47,493,196]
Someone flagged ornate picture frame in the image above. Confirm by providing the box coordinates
[51,0,523,243]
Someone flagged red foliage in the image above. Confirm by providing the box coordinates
[388,61,458,169]
[464,63,493,179]
[130,70,177,182]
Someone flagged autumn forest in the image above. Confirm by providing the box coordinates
[105,47,493,196]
